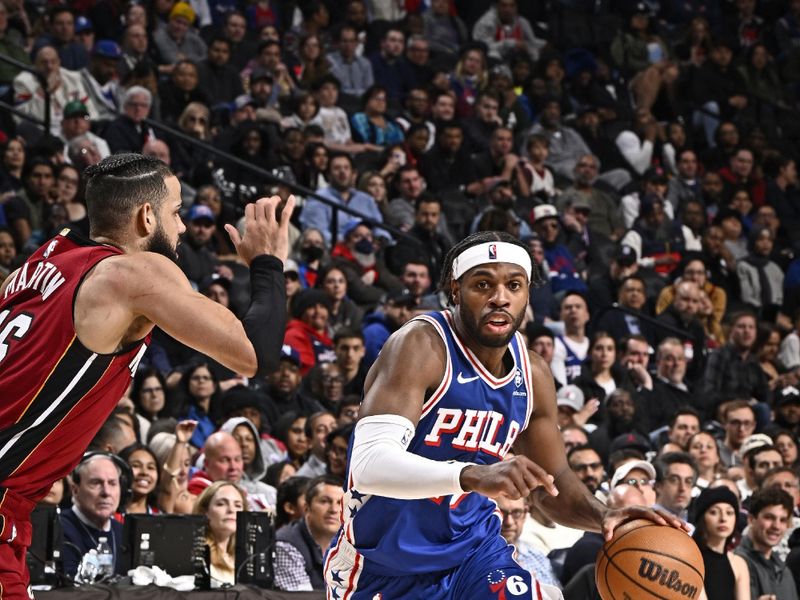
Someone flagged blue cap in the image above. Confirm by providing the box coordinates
[75,16,93,33]
[280,344,302,366]
[93,40,121,59]
[186,204,215,223]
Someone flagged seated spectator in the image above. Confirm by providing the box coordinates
[610,4,678,115]
[297,411,337,478]
[719,147,765,207]
[274,475,343,591]
[158,60,208,124]
[153,2,207,67]
[495,493,561,591]
[738,225,784,321]
[330,220,402,309]
[588,390,650,462]
[193,481,247,586]
[472,0,545,63]
[422,0,468,59]
[688,431,723,490]
[274,476,311,530]
[690,486,750,600]
[655,280,708,383]
[61,454,125,578]
[189,431,277,511]
[317,265,363,335]
[174,364,219,449]
[258,347,324,426]
[284,289,336,376]
[350,85,404,147]
[14,45,93,136]
[525,99,590,184]
[219,385,286,466]
[149,422,198,514]
[272,413,310,470]
[59,101,110,160]
[654,452,698,522]
[531,205,587,295]
[567,445,605,496]
[449,44,488,119]
[118,443,160,515]
[35,7,89,71]
[102,86,155,154]
[323,424,352,481]
[735,487,799,599]
[591,275,654,344]
[176,204,219,287]
[300,153,387,246]
[740,438,783,501]
[362,289,418,369]
[220,416,271,488]
[326,24,373,99]
[621,194,683,274]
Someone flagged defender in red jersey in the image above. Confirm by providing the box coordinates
[0,154,292,598]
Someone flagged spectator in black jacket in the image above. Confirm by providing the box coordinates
[197,36,244,106]
[656,280,707,384]
[102,85,155,153]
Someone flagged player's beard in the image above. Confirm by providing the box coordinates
[145,221,178,261]
[458,302,526,348]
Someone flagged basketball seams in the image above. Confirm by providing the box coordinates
[606,554,672,600]
[608,547,704,580]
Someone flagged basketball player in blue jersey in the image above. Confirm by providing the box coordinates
[324,231,688,600]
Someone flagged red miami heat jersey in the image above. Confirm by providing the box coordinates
[0,229,150,501]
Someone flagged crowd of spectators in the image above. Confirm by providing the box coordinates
[6,0,800,595]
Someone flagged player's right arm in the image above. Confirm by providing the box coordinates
[76,197,292,378]
[351,320,556,500]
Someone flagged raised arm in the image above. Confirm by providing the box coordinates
[76,197,293,377]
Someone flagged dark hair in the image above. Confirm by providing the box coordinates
[88,415,131,452]
[131,367,167,419]
[305,474,344,505]
[669,407,701,428]
[746,444,780,470]
[271,412,304,449]
[621,333,650,354]
[325,423,354,453]
[415,191,440,210]
[275,475,310,529]
[749,486,794,517]
[335,395,361,419]
[727,309,758,327]
[619,274,647,291]
[567,444,601,463]
[361,84,388,110]
[84,154,173,236]
[437,230,543,305]
[304,411,334,439]
[334,328,365,344]
[654,452,698,483]
[118,442,160,509]
[208,35,231,49]
[762,465,799,486]
[527,134,549,150]
[327,151,354,172]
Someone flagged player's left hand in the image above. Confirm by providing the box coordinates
[601,505,691,541]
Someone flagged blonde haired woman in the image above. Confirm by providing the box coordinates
[193,481,248,586]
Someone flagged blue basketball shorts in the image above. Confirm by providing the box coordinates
[323,531,564,600]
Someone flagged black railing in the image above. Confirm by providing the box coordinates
[143,117,416,246]
[0,54,50,133]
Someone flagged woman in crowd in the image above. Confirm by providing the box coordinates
[171,102,214,187]
[0,228,18,278]
[350,85,404,147]
[757,323,797,392]
[574,332,622,405]
[194,482,247,586]
[450,45,488,117]
[272,412,309,470]
[688,431,722,491]
[119,443,160,515]
[771,429,799,468]
[691,486,749,600]
[131,368,169,443]
[281,92,320,131]
[150,422,198,514]
[53,164,86,227]
[318,264,363,334]
[175,364,219,449]
[0,138,25,194]
[290,33,329,88]
[737,225,784,321]
[302,142,329,190]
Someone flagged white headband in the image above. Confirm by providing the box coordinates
[452,242,532,280]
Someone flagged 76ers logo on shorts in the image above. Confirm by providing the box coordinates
[488,244,497,260]
[487,569,530,599]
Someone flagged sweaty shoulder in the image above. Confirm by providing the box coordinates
[360,318,449,423]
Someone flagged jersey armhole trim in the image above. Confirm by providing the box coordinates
[410,314,452,420]
[516,332,535,431]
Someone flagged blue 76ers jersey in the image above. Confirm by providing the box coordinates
[328,310,535,578]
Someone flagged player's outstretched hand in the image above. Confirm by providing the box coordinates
[601,505,691,541]
[459,455,559,500]
[224,195,296,266]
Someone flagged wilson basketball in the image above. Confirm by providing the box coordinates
[595,519,705,600]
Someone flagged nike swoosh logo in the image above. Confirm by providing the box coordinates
[457,372,480,384]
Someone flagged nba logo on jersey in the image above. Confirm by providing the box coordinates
[488,244,497,260]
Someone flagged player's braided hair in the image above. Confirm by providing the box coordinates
[437,231,545,306]
[84,153,174,236]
